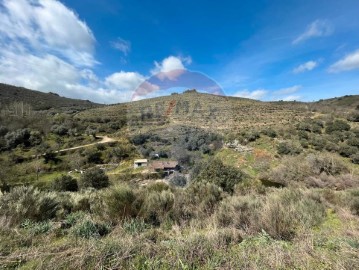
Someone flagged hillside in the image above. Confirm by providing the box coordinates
[0,83,101,111]
[76,90,313,134]
[0,88,359,269]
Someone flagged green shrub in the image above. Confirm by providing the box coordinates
[0,186,59,225]
[193,158,245,193]
[62,211,86,228]
[326,120,351,133]
[102,185,138,221]
[72,218,110,239]
[259,189,325,240]
[351,153,359,164]
[347,137,359,147]
[122,218,150,235]
[277,141,302,155]
[339,144,357,157]
[145,182,169,193]
[173,182,224,223]
[80,168,109,190]
[20,219,51,235]
[139,190,174,225]
[310,135,326,151]
[169,175,187,187]
[52,175,78,192]
[261,128,277,138]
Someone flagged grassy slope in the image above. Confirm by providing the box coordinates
[0,83,102,111]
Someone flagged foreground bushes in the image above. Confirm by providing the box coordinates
[216,189,325,240]
[0,186,59,225]
[261,153,356,189]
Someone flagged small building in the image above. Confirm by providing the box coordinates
[134,159,148,168]
[150,161,179,175]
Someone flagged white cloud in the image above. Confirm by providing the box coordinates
[233,89,267,100]
[0,0,139,104]
[0,0,96,67]
[232,85,302,101]
[0,1,197,103]
[293,61,318,74]
[105,71,145,90]
[328,49,359,73]
[111,38,131,55]
[282,95,301,101]
[151,55,192,74]
[273,85,302,95]
[293,20,333,44]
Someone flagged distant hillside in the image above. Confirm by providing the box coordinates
[76,90,311,134]
[310,95,359,114]
[0,83,101,111]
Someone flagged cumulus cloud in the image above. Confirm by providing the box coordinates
[293,61,318,74]
[151,55,192,74]
[0,1,196,103]
[0,0,147,103]
[0,0,96,66]
[233,90,268,100]
[111,38,131,55]
[105,71,145,89]
[293,20,333,44]
[328,49,359,73]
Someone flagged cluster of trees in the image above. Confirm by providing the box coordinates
[0,127,42,151]
[276,118,359,164]
[52,168,109,192]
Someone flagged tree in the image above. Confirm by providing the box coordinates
[52,175,78,192]
[193,158,245,193]
[80,168,109,190]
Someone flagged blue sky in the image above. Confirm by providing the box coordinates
[0,0,358,103]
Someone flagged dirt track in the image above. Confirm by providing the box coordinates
[55,136,116,153]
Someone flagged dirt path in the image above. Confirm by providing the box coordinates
[55,136,117,153]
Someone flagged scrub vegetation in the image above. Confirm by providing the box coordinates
[0,88,358,269]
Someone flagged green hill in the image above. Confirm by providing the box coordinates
[0,83,101,111]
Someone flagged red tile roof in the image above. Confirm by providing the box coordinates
[151,161,178,170]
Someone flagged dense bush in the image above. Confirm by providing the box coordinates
[347,112,359,122]
[169,175,187,187]
[309,135,326,151]
[4,128,42,149]
[261,128,277,138]
[139,190,174,225]
[52,175,78,192]
[0,126,9,137]
[242,130,260,142]
[277,141,302,155]
[80,168,109,190]
[0,186,59,225]
[216,189,325,240]
[102,185,138,221]
[131,134,150,145]
[339,144,357,157]
[172,182,224,222]
[72,218,110,239]
[351,153,359,164]
[326,119,351,133]
[51,124,68,136]
[193,158,245,193]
